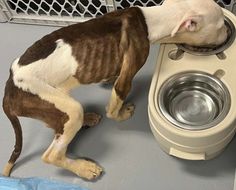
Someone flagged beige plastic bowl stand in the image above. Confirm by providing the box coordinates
[148,9,236,160]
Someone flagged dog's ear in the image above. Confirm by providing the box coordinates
[171,13,203,37]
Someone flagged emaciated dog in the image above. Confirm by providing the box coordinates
[2,0,227,180]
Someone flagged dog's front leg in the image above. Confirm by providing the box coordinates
[106,87,135,121]
[106,48,145,121]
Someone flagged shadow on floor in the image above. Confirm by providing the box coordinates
[176,135,236,178]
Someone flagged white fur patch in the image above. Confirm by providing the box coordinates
[12,39,78,88]
[11,39,81,116]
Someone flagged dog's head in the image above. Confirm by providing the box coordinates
[161,0,227,46]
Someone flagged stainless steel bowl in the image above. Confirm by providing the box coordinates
[158,72,231,130]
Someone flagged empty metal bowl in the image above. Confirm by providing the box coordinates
[158,72,231,130]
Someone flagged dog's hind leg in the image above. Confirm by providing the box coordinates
[57,76,102,128]
[42,129,103,180]
[13,76,102,180]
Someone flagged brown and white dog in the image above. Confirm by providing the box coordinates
[2,0,227,180]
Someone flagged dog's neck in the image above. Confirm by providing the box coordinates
[140,5,186,43]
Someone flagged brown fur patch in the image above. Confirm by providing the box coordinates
[17,7,149,87]
[4,72,69,134]
[18,38,57,66]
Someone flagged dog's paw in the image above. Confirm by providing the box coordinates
[83,112,102,128]
[74,159,103,180]
[117,103,135,121]
[106,103,135,121]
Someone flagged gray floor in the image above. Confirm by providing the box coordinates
[0,23,236,190]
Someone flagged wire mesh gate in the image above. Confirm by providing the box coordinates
[0,0,235,26]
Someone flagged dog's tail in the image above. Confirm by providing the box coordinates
[2,75,23,177]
